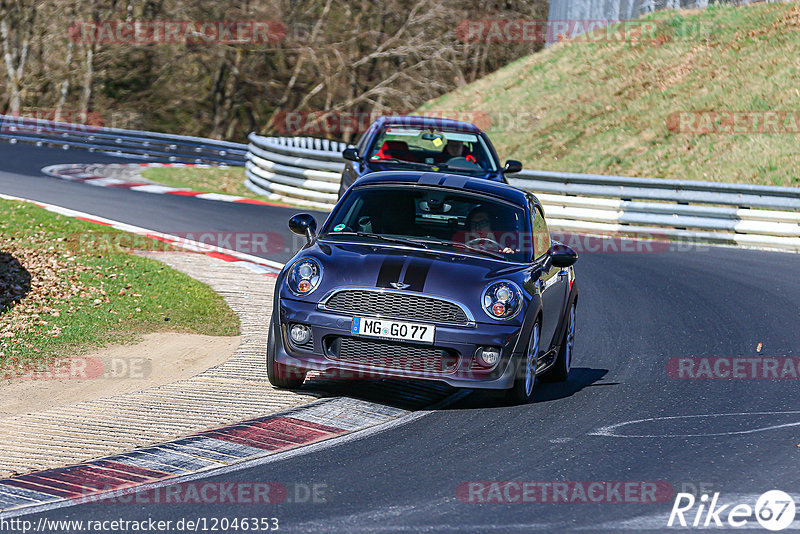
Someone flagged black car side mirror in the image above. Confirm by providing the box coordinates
[504,160,523,173]
[342,147,360,162]
[288,213,318,244]
[548,242,578,268]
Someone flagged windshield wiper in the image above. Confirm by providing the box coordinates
[445,241,506,260]
[325,231,429,249]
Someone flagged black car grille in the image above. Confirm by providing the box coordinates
[326,337,459,374]
[322,290,469,325]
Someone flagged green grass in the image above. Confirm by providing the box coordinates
[141,166,259,198]
[419,3,800,186]
[141,166,325,210]
[0,200,240,371]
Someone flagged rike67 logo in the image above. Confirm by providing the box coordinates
[668,490,796,531]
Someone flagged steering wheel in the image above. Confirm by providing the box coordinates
[466,237,503,251]
[444,156,482,169]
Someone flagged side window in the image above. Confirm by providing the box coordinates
[356,125,376,154]
[533,206,550,259]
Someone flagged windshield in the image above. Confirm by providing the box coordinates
[367,127,497,173]
[322,185,529,262]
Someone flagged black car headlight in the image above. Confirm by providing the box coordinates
[482,281,523,320]
[286,258,323,296]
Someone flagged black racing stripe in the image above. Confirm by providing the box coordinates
[402,258,433,292]
[376,256,405,288]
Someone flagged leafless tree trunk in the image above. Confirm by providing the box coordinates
[55,38,74,122]
[211,48,243,139]
[79,43,94,115]
[0,4,36,114]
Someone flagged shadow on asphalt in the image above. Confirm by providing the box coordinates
[297,367,611,412]
[301,373,459,411]
[535,367,612,402]
[443,367,611,409]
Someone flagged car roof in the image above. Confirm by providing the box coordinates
[352,171,537,209]
[374,114,483,134]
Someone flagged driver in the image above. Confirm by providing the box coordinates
[466,207,514,254]
[442,141,478,164]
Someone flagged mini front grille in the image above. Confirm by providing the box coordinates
[325,337,459,374]
[322,290,470,325]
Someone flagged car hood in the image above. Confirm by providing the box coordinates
[364,161,502,181]
[282,240,536,323]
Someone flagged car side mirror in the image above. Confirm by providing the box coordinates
[548,242,578,268]
[288,213,317,244]
[503,160,522,173]
[342,147,360,162]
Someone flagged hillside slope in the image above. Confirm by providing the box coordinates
[420,3,800,186]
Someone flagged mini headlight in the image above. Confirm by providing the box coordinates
[482,281,523,320]
[286,258,322,296]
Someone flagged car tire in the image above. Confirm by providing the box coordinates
[506,320,540,405]
[539,301,575,383]
[267,318,306,389]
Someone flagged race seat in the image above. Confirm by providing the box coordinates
[375,140,413,161]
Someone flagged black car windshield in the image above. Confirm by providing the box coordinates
[322,185,530,262]
[366,127,497,173]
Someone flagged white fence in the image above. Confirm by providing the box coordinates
[246,133,800,252]
[245,134,347,210]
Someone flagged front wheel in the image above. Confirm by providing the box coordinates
[506,321,540,404]
[267,319,306,389]
[539,302,575,383]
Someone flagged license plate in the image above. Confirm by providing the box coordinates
[351,317,435,344]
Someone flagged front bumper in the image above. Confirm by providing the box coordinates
[276,298,526,389]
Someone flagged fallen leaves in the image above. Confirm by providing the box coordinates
[0,234,94,360]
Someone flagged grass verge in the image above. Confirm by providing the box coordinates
[0,199,240,372]
[420,3,800,186]
[141,166,258,199]
[140,165,326,210]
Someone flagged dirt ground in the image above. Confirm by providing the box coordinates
[0,332,239,417]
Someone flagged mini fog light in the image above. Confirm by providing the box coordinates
[290,324,311,345]
[476,347,501,367]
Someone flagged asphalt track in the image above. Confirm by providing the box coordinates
[1,141,799,532]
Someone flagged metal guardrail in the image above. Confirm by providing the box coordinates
[0,114,248,165]
[245,133,800,252]
[245,133,347,209]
